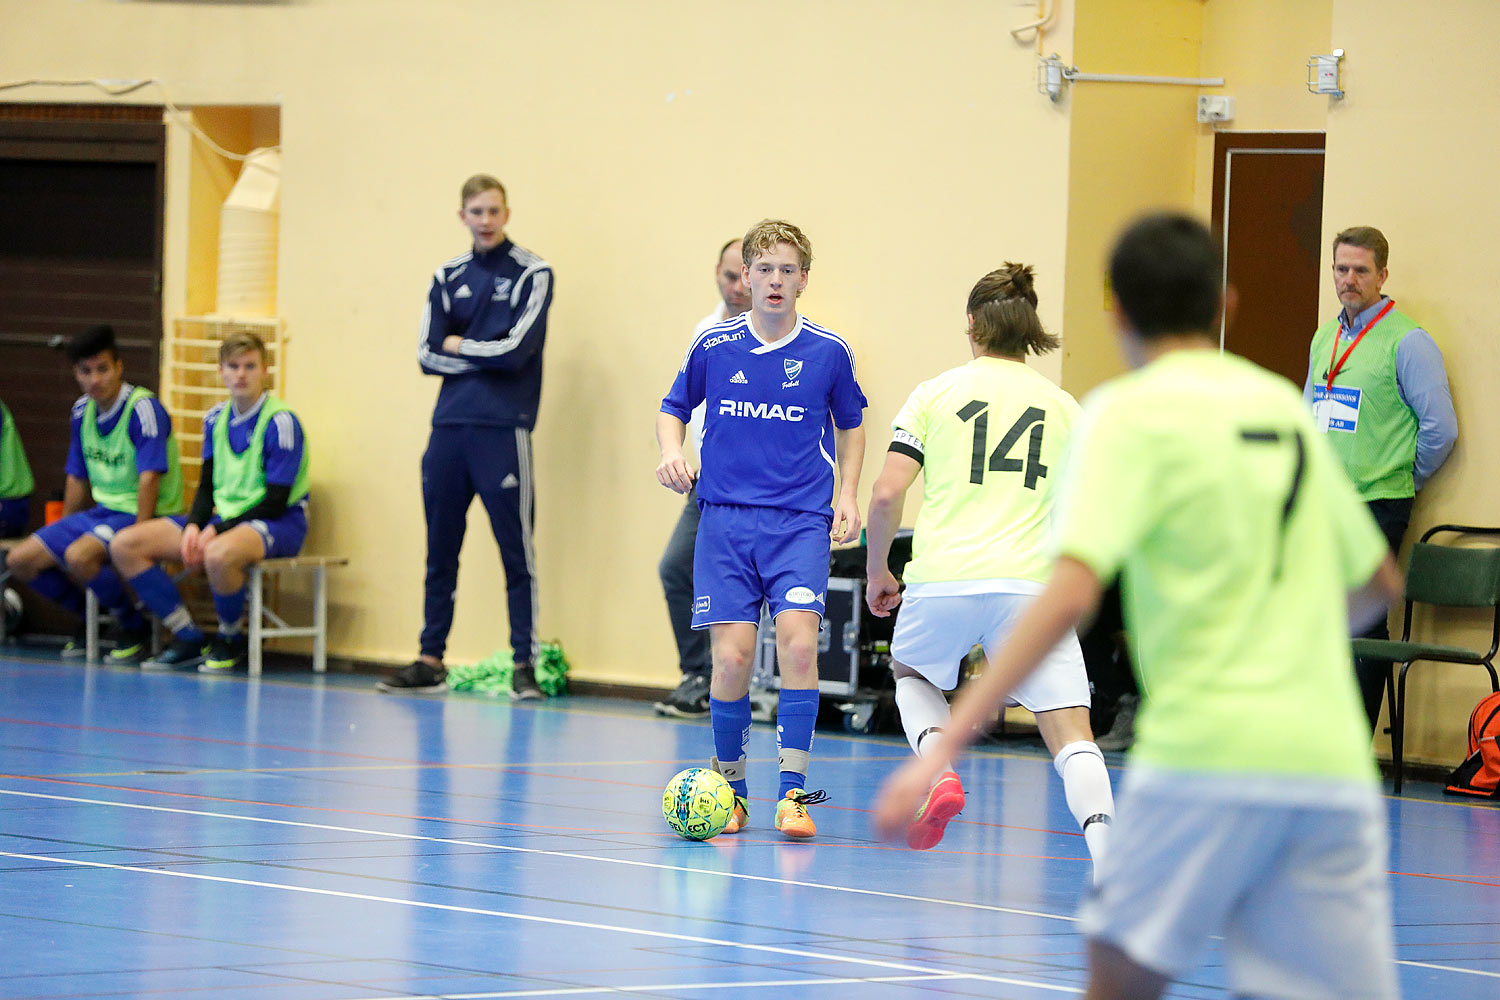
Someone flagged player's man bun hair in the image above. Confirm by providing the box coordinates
[967,263,1059,357]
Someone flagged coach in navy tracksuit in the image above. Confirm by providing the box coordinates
[378,174,554,698]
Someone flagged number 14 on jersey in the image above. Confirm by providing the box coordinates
[957,402,1048,489]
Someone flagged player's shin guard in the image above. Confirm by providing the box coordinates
[895,674,953,768]
[1054,740,1114,871]
[128,566,203,642]
[776,687,818,798]
[709,695,751,799]
[212,588,247,638]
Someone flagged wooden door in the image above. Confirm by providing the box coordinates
[1211,133,1325,388]
[0,106,165,533]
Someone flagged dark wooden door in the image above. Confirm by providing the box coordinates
[1211,133,1325,388]
[0,107,165,533]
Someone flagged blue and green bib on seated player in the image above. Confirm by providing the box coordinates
[211,394,309,519]
[81,386,183,515]
[0,399,34,500]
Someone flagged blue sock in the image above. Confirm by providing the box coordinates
[776,688,820,798]
[29,568,84,615]
[87,566,141,630]
[128,567,203,642]
[709,695,752,799]
[213,588,246,638]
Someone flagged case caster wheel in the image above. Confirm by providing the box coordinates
[841,701,875,733]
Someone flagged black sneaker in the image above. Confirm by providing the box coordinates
[376,659,447,693]
[654,673,710,717]
[1097,694,1138,752]
[142,636,209,672]
[200,634,248,673]
[510,662,543,701]
[59,632,89,659]
[108,626,154,665]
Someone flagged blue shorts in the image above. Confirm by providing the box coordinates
[692,502,830,628]
[171,505,308,560]
[33,506,136,563]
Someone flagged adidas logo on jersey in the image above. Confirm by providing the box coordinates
[730,370,748,384]
[454,285,472,299]
[500,473,519,489]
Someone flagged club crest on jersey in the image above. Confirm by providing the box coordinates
[719,400,806,422]
[491,277,514,301]
[782,357,803,389]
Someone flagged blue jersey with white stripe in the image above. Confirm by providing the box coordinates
[662,313,866,515]
[417,239,554,430]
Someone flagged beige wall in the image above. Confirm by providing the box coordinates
[1,0,1075,687]
[1060,0,1203,397]
[1192,0,1331,216]
[6,0,1494,766]
[1324,0,1500,765]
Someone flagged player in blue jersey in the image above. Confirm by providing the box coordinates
[112,333,310,673]
[654,237,751,718]
[658,219,867,839]
[5,325,182,662]
[379,173,554,698]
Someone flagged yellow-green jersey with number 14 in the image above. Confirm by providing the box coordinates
[1054,349,1388,783]
[890,356,1080,593]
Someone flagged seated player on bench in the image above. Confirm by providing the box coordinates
[112,332,309,673]
[5,325,182,661]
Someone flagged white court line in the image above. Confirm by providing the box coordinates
[3,788,1493,984]
[335,973,970,1000]
[1395,960,1500,980]
[0,849,1082,996]
[0,787,1076,923]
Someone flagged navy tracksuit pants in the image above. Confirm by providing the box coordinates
[420,424,537,666]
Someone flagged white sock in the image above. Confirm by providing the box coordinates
[1054,740,1114,871]
[895,674,952,771]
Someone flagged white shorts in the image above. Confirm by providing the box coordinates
[889,591,1090,712]
[1081,770,1397,1000]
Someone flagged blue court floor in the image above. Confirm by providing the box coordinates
[0,651,1496,999]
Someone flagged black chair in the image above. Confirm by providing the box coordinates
[1353,524,1500,793]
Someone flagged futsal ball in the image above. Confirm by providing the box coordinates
[662,767,735,841]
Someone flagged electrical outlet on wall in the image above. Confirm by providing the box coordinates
[1196,95,1236,123]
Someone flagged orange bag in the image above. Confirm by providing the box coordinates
[1444,691,1500,799]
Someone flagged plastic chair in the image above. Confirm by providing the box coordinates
[1353,524,1500,793]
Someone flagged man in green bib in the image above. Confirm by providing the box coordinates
[4,326,182,660]
[112,333,310,673]
[1303,226,1458,729]
[875,214,1403,999]
[0,397,35,538]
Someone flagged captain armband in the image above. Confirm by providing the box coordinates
[888,428,925,465]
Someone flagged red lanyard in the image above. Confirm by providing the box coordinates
[1326,299,1395,391]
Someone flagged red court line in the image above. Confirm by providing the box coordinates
[0,772,1069,861]
[0,715,437,765]
[0,710,1094,841]
[1392,869,1500,889]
